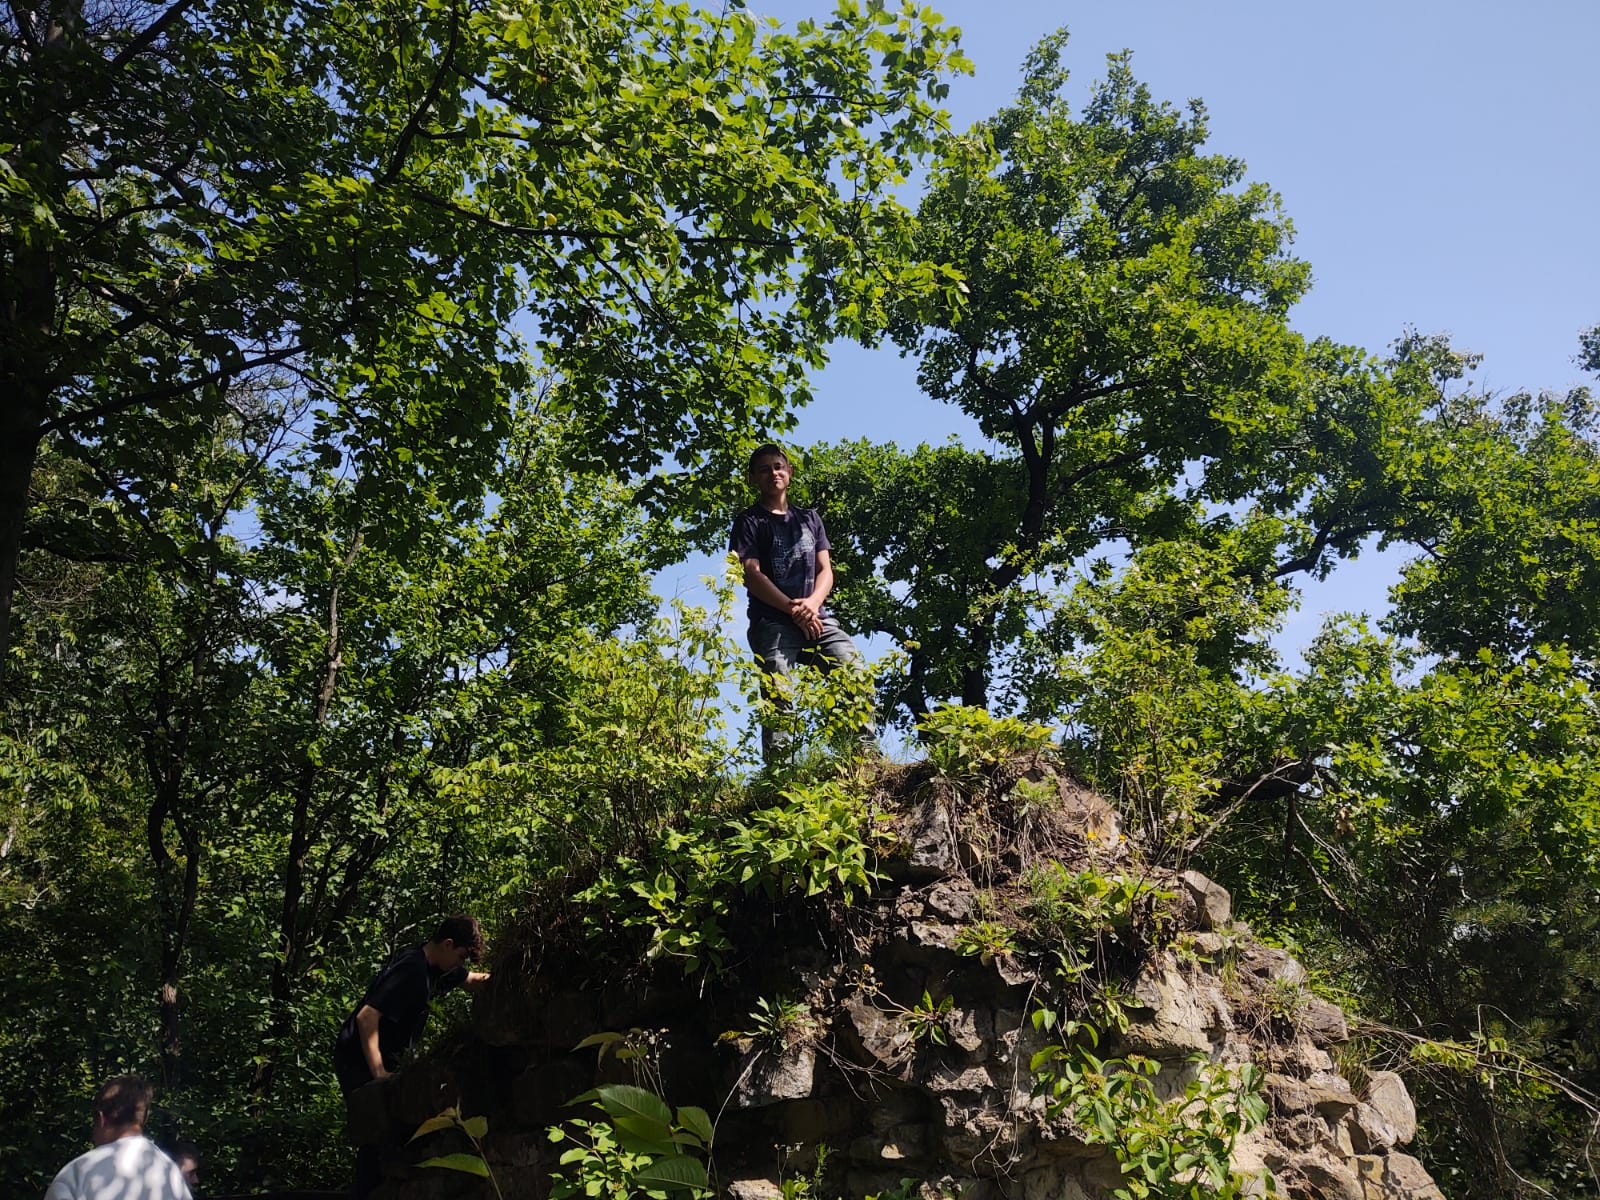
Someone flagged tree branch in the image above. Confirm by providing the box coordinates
[40,343,306,434]
[404,187,793,248]
[1272,514,1386,579]
[7,0,40,52]
[107,0,196,72]
[373,0,460,188]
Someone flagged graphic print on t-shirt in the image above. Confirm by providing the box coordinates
[769,516,817,599]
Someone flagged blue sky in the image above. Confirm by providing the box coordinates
[656,0,1600,681]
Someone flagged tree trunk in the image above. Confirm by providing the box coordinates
[251,532,359,1101]
[147,767,203,1089]
[0,0,74,676]
[959,622,992,709]
[0,405,45,672]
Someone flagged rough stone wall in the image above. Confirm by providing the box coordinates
[364,764,1446,1200]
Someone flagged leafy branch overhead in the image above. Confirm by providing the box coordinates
[1,0,973,662]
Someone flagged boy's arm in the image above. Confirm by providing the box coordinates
[355,1005,388,1079]
[731,513,806,626]
[463,971,491,993]
[789,550,834,633]
[741,557,812,626]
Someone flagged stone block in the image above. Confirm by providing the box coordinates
[1299,996,1350,1047]
[777,1099,841,1144]
[1020,1166,1094,1200]
[943,1004,990,1056]
[1121,964,1219,1057]
[1305,1071,1359,1120]
[538,989,605,1048]
[726,1179,782,1200]
[1378,1152,1446,1199]
[1276,1042,1336,1075]
[1344,1101,1395,1154]
[934,1096,1012,1162]
[922,1063,995,1094]
[1180,870,1232,930]
[482,1130,548,1170]
[995,954,1034,986]
[512,1057,591,1130]
[909,920,959,950]
[1263,1071,1313,1116]
[848,1124,929,1164]
[730,1043,816,1108]
[343,1077,393,1147]
[864,1086,930,1133]
[1240,945,1307,987]
[387,1060,458,1127]
[1273,1113,1335,1153]
[1364,1071,1418,1144]
[1354,1154,1385,1186]
[901,797,960,880]
[925,880,977,922]
[1286,1152,1363,1200]
[843,991,912,1069]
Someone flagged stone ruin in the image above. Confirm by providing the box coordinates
[361,759,1447,1200]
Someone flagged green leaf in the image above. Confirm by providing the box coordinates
[611,1113,676,1149]
[631,1154,709,1192]
[409,1112,459,1140]
[676,1105,714,1145]
[418,1153,491,1177]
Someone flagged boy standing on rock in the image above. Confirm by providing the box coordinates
[729,443,869,758]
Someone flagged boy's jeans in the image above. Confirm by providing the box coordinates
[748,615,875,759]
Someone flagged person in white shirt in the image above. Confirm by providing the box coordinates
[44,1075,191,1200]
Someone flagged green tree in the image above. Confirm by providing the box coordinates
[1378,342,1600,662]
[805,31,1335,718]
[0,391,702,1189]
[1,0,969,667]
[1022,522,1600,1196]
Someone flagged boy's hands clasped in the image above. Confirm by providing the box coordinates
[789,595,824,640]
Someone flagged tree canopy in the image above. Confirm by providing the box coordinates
[1,0,969,663]
[803,35,1416,720]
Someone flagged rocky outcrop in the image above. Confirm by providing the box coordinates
[365,760,1446,1200]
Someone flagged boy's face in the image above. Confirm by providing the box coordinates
[439,939,477,971]
[749,453,791,501]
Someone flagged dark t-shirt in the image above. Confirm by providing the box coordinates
[728,504,831,623]
[333,944,467,1091]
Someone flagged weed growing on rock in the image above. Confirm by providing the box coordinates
[1030,1014,1274,1200]
[918,705,1055,786]
[954,919,1018,965]
[733,996,812,1046]
[904,991,956,1046]
[548,1084,712,1200]
[579,776,886,973]
[1023,863,1174,950]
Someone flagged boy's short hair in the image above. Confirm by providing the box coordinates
[432,913,485,959]
[747,443,789,472]
[93,1076,152,1129]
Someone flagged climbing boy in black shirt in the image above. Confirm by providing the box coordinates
[333,914,490,1197]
